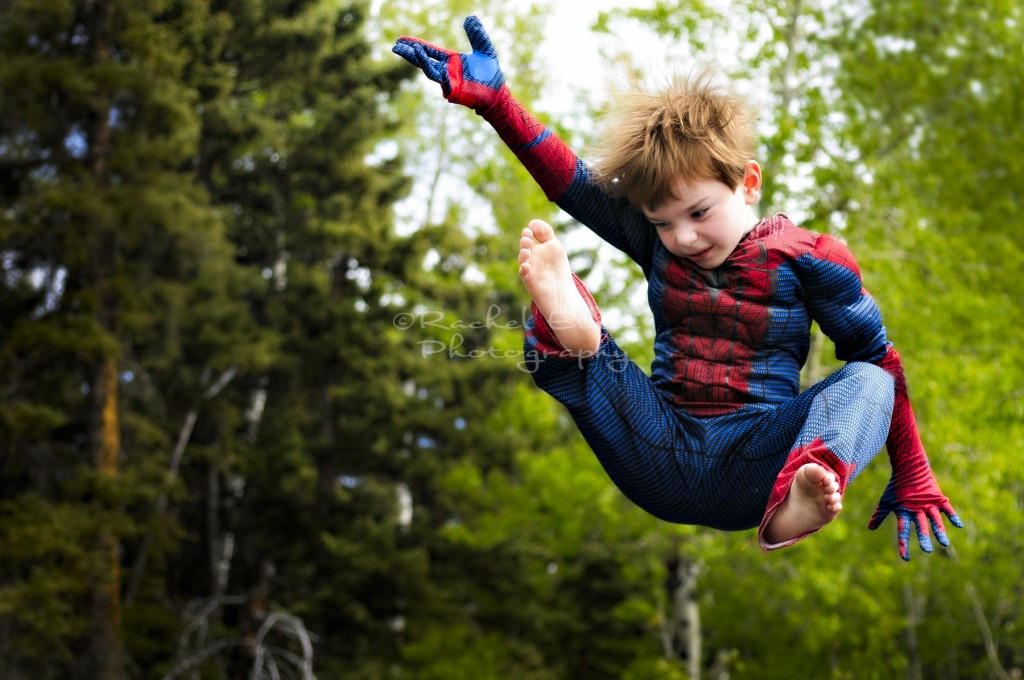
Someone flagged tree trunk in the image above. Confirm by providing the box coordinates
[664,543,702,680]
[903,582,923,680]
[86,1,123,676]
[90,355,125,680]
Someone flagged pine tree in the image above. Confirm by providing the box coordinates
[147,1,527,676]
[0,1,261,677]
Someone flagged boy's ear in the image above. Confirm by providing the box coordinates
[742,160,762,204]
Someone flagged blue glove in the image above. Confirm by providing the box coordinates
[393,16,506,112]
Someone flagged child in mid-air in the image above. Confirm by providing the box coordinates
[393,16,962,558]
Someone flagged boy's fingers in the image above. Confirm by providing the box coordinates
[392,41,420,65]
[914,510,933,553]
[402,44,448,85]
[396,36,456,61]
[943,501,964,529]
[928,506,950,546]
[867,506,889,530]
[897,514,912,561]
[463,16,497,57]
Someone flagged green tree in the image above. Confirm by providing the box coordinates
[829,1,1024,677]
[127,0,420,676]
[599,1,1024,678]
[147,1,566,678]
[0,1,263,678]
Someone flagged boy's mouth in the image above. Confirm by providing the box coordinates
[688,246,713,261]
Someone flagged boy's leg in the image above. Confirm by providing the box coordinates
[757,362,896,549]
[519,219,601,356]
[518,221,698,523]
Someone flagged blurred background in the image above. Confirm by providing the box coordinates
[1,0,1021,678]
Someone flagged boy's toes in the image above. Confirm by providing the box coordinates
[798,464,832,491]
[527,218,554,241]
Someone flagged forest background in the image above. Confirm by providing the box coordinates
[1,0,1022,679]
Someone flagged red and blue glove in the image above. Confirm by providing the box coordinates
[393,16,578,202]
[392,15,506,114]
[868,462,963,561]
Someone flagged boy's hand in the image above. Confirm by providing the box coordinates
[868,468,963,561]
[393,16,506,112]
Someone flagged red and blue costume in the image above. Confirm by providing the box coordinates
[394,16,962,559]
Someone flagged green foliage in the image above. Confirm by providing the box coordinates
[2,0,1022,678]
[597,1,1024,678]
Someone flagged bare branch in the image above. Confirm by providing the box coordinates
[124,366,238,605]
[204,365,238,399]
[250,613,316,680]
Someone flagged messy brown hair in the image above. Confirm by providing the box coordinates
[588,70,758,212]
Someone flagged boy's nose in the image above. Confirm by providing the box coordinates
[674,226,698,248]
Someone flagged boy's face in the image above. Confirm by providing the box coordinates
[643,161,762,269]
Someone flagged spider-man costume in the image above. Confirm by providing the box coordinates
[394,16,962,559]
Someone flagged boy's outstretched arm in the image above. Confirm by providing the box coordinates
[393,17,655,264]
[796,233,963,560]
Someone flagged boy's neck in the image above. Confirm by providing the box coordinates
[745,205,762,231]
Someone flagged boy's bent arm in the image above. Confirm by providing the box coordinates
[393,16,656,266]
[868,346,964,558]
[794,232,963,560]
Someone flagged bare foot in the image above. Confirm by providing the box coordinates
[762,463,842,545]
[519,219,601,356]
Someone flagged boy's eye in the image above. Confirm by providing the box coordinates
[691,208,709,219]
[650,221,671,230]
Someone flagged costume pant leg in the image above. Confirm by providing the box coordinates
[755,362,896,549]
[678,406,789,531]
[523,278,700,524]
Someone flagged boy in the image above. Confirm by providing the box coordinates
[393,16,962,558]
